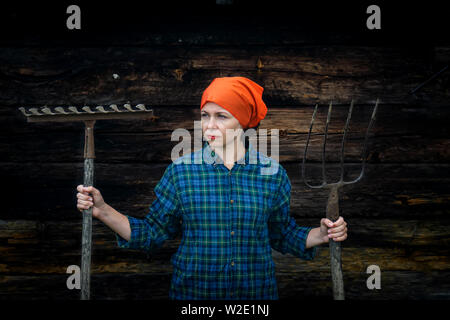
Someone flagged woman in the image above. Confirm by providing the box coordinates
[76,76,347,299]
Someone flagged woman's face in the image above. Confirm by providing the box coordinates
[201,102,243,149]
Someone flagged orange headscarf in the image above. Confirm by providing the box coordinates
[200,76,268,129]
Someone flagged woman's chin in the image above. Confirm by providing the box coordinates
[208,139,219,146]
[209,140,225,149]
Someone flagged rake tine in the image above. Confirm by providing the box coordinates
[302,104,324,189]
[343,98,379,185]
[110,104,121,112]
[42,107,55,115]
[123,104,135,112]
[19,107,31,117]
[96,106,109,113]
[29,108,43,116]
[82,106,95,114]
[339,100,354,182]
[68,106,81,114]
[55,107,69,114]
[136,104,146,111]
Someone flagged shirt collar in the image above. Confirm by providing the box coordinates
[202,141,259,167]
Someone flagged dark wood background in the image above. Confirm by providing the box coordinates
[0,1,449,300]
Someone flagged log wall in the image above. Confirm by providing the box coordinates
[1,1,449,300]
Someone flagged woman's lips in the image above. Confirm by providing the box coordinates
[208,135,218,140]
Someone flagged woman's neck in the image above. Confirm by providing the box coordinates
[211,139,247,168]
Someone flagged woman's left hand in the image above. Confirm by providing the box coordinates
[320,216,348,243]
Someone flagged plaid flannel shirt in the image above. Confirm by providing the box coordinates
[116,141,317,299]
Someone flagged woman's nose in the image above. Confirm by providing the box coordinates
[207,116,218,128]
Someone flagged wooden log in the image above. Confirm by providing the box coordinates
[0,273,172,300]
[3,103,450,138]
[1,129,450,164]
[3,101,449,165]
[0,162,448,220]
[1,270,449,300]
[0,46,449,106]
[2,235,450,300]
[277,270,450,300]
[2,217,449,253]
[1,218,449,274]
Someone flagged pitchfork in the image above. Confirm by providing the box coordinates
[301,99,378,300]
[19,104,154,300]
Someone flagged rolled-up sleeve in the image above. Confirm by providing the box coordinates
[116,163,182,253]
[268,168,317,260]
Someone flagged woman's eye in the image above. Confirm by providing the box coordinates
[201,114,226,119]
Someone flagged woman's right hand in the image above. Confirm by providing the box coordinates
[76,185,108,219]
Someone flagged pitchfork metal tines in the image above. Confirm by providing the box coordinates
[19,103,153,300]
[301,99,379,300]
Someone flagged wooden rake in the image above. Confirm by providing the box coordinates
[19,104,154,300]
[301,99,378,300]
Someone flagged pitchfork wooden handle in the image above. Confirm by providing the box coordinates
[326,184,345,300]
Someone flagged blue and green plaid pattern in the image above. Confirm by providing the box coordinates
[116,141,317,299]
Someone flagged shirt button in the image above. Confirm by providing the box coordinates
[230,199,234,204]
[230,231,235,236]
[228,171,232,175]
[231,261,235,266]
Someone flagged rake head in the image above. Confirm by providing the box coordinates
[302,99,379,189]
[19,104,153,122]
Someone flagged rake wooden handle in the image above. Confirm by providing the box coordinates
[18,105,153,300]
[81,120,95,300]
[326,184,345,300]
